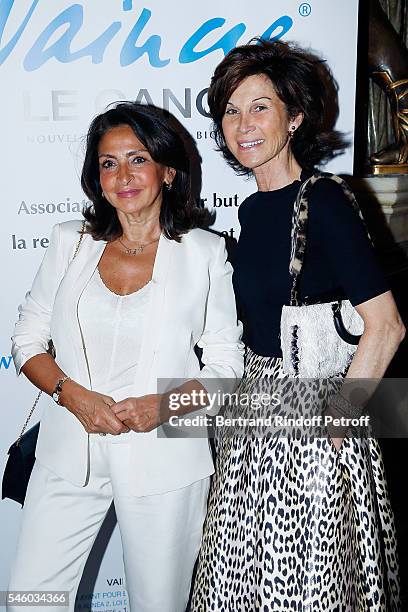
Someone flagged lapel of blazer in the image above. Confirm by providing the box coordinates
[73,234,107,293]
[133,233,175,394]
[71,235,107,387]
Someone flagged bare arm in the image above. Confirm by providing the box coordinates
[21,353,129,435]
[329,290,405,449]
[347,291,405,378]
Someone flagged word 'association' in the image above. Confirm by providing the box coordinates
[18,199,90,215]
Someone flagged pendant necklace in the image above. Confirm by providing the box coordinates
[118,236,160,256]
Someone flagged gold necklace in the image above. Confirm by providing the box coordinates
[118,236,160,256]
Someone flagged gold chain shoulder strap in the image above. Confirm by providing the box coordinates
[16,220,86,445]
[72,220,86,260]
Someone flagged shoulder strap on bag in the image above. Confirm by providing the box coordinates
[16,220,86,445]
[289,172,366,306]
[72,220,86,261]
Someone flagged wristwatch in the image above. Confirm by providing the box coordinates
[52,376,70,404]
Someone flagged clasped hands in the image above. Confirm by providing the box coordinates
[60,382,171,435]
[112,394,169,434]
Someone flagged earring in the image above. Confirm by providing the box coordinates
[164,181,172,191]
[288,125,296,139]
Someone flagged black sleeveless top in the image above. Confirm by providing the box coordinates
[232,174,390,357]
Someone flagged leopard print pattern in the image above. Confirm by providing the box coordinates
[191,349,400,611]
[289,173,368,304]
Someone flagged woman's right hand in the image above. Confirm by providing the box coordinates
[59,380,130,435]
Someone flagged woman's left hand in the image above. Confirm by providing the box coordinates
[111,394,168,432]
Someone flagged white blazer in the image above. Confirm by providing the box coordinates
[12,220,244,496]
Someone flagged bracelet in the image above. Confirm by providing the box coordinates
[52,376,70,405]
[328,392,362,420]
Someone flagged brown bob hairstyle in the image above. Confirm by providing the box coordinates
[207,38,346,175]
[81,102,211,242]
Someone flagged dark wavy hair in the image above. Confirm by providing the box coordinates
[81,102,211,241]
[207,38,347,175]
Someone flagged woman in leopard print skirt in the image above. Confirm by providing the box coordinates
[191,40,405,611]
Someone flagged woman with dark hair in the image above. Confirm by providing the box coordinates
[8,101,243,612]
[81,102,207,241]
[191,40,404,610]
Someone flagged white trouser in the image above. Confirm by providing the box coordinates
[7,434,210,612]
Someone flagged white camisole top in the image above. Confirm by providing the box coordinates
[79,268,151,402]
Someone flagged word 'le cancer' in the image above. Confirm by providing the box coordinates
[0,1,293,71]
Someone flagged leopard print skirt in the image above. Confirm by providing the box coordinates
[191,348,400,611]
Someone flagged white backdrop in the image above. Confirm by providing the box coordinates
[0,1,359,609]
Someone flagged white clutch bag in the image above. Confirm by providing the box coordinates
[280,173,366,378]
